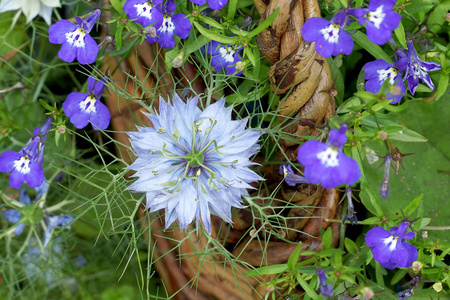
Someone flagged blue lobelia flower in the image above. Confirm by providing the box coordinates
[124,0,163,28]
[317,268,334,297]
[48,9,101,64]
[301,12,353,58]
[363,57,407,104]
[279,165,310,187]
[365,221,418,269]
[127,94,263,233]
[145,0,191,49]
[190,0,228,10]
[0,118,52,189]
[404,40,441,95]
[348,0,401,45]
[63,76,111,130]
[205,41,244,75]
[297,125,361,189]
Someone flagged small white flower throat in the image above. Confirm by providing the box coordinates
[317,146,339,167]
[14,155,31,174]
[366,5,385,29]
[80,95,97,113]
[321,23,340,44]
[65,28,86,48]
[135,2,155,19]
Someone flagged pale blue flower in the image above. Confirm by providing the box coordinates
[128,94,263,233]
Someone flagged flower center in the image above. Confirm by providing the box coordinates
[65,27,86,48]
[317,146,339,167]
[366,5,385,29]
[160,15,175,33]
[321,23,340,44]
[219,46,235,62]
[378,67,398,85]
[185,149,204,168]
[134,2,155,19]
[79,95,97,113]
[14,155,31,174]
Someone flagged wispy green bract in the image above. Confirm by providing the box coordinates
[127,94,263,233]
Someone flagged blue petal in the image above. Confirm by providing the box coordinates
[48,20,78,44]
[76,34,98,64]
[0,150,21,172]
[90,101,111,130]
[301,17,330,43]
[63,92,87,117]
[3,209,21,223]
[172,14,191,39]
[58,42,77,63]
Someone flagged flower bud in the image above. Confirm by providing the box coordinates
[361,287,375,299]
[380,155,392,198]
[432,282,442,293]
[446,13,450,22]
[236,61,247,72]
[173,52,185,68]
[58,125,66,134]
[145,26,157,38]
[412,261,423,272]
[377,131,388,140]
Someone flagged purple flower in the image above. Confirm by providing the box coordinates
[348,0,401,45]
[279,165,310,186]
[297,125,361,189]
[124,0,163,28]
[317,269,334,297]
[190,0,228,10]
[205,41,244,75]
[63,76,111,130]
[48,9,101,64]
[301,12,353,58]
[365,221,418,269]
[0,151,44,188]
[363,58,407,104]
[145,0,191,49]
[404,40,441,95]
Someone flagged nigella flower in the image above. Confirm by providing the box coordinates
[145,0,191,49]
[279,165,310,187]
[404,40,441,95]
[48,9,101,64]
[124,0,163,28]
[62,76,111,130]
[43,215,75,248]
[348,0,401,45]
[190,0,228,10]
[2,182,49,235]
[301,12,353,58]
[317,269,334,297]
[0,118,52,189]
[127,94,263,233]
[0,0,61,25]
[297,125,361,189]
[205,41,244,75]
[363,58,407,104]
[365,221,418,269]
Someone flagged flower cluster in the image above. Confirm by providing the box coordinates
[124,0,191,49]
[301,0,400,58]
[363,40,441,103]
[48,9,101,64]
[365,221,418,269]
[0,0,61,25]
[297,125,361,189]
[63,76,111,130]
[204,41,244,75]
[127,94,263,233]
[0,118,52,189]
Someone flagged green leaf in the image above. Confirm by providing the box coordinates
[390,269,408,285]
[227,0,238,20]
[110,0,124,14]
[403,194,423,216]
[185,35,210,54]
[246,264,287,277]
[405,0,435,14]
[197,15,223,30]
[246,8,279,40]
[288,243,303,272]
[115,25,124,50]
[436,70,449,101]
[295,273,320,299]
[351,31,392,63]
[39,98,54,111]
[322,227,332,250]
[193,22,239,44]
[394,22,407,49]
[344,238,359,254]
[327,57,344,104]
